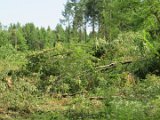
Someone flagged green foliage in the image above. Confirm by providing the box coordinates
[0,30,10,46]
[25,43,97,93]
[112,31,145,60]
[109,99,145,120]
[0,44,16,59]
[1,0,160,119]
[0,76,38,114]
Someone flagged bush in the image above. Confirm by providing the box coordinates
[0,76,38,113]
[25,43,98,94]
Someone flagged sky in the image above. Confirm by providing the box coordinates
[0,0,67,29]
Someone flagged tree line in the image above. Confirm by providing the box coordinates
[1,0,160,53]
[0,23,67,51]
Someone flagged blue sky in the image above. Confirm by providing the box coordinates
[0,0,67,29]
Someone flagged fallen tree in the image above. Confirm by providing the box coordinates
[96,60,133,71]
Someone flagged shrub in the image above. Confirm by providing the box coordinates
[25,43,97,94]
